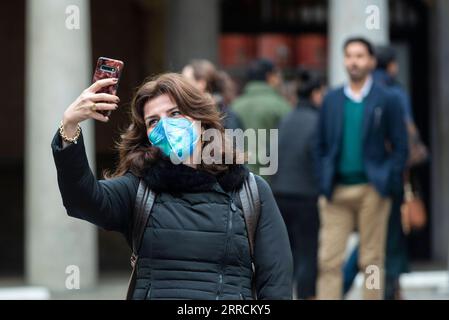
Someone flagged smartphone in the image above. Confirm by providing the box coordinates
[92,57,124,116]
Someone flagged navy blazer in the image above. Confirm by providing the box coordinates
[315,83,408,200]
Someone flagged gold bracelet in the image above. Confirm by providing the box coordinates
[59,120,81,144]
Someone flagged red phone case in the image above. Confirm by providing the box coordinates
[92,57,124,116]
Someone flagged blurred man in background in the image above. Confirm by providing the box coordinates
[315,38,408,300]
[232,59,291,180]
[271,69,326,299]
[343,45,428,299]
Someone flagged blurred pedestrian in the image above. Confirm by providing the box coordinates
[343,45,428,299]
[182,59,243,130]
[271,69,326,299]
[373,46,428,168]
[232,59,291,180]
[315,38,408,300]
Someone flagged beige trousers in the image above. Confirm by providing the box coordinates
[317,184,391,300]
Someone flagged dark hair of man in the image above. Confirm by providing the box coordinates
[343,37,375,56]
[375,46,397,70]
[296,68,324,100]
[247,59,275,82]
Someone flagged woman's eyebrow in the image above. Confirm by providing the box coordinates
[144,115,157,122]
[167,105,179,113]
[144,105,179,121]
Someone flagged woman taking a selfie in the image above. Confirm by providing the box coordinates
[51,73,293,300]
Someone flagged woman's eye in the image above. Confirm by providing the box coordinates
[171,111,181,117]
[148,119,158,127]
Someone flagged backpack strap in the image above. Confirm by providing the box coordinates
[131,179,156,264]
[239,172,261,299]
[239,172,261,262]
[126,178,155,299]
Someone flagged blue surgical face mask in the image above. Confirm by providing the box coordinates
[148,117,199,161]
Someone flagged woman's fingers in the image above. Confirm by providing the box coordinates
[86,78,118,93]
[90,111,110,123]
[90,102,118,111]
[73,102,117,121]
[64,80,119,125]
[90,93,120,103]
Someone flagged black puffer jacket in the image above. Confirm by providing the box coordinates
[51,130,293,300]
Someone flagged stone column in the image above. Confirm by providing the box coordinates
[165,0,220,71]
[328,0,389,86]
[25,0,97,291]
[430,0,449,264]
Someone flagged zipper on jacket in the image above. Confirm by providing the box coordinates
[145,284,152,300]
[216,274,223,300]
[216,196,235,299]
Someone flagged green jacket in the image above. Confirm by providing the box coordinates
[232,81,291,180]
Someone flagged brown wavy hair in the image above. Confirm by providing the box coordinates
[105,73,242,178]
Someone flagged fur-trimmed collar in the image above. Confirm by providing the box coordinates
[143,159,249,193]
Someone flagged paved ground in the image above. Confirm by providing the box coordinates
[346,270,449,300]
[1,270,449,300]
[0,273,128,300]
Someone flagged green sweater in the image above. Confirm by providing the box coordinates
[337,98,368,185]
[232,81,291,181]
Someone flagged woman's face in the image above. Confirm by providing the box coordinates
[143,93,202,167]
[143,94,184,136]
